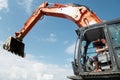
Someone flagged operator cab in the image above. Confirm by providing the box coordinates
[69,18,120,80]
[81,25,110,71]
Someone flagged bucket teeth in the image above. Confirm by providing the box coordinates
[3,36,25,58]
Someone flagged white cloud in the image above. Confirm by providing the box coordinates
[41,33,57,42]
[65,43,75,54]
[0,0,8,11]
[17,0,33,15]
[63,41,69,45]
[0,42,72,80]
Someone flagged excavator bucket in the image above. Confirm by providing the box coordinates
[3,36,25,57]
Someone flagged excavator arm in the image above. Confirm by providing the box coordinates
[3,2,101,57]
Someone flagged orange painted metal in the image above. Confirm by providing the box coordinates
[15,2,101,41]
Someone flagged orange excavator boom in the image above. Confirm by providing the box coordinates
[3,2,101,57]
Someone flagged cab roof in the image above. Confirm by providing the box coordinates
[80,18,120,42]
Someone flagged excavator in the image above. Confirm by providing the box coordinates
[3,1,120,80]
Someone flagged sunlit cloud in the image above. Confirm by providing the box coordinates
[65,43,75,54]
[0,41,72,80]
[41,33,57,42]
[63,41,69,45]
[0,0,9,12]
[16,0,33,15]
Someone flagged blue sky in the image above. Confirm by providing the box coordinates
[0,0,120,80]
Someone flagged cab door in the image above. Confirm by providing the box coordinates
[107,21,120,69]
